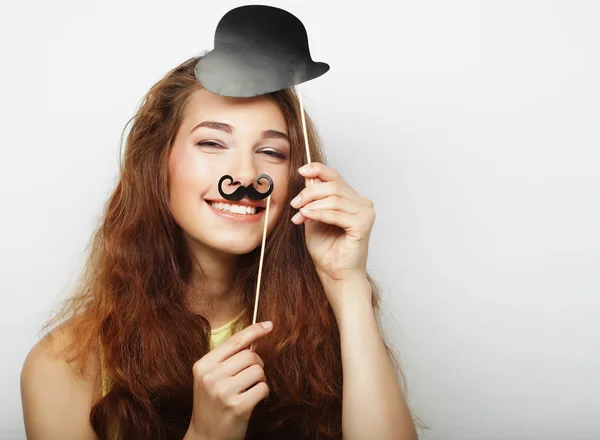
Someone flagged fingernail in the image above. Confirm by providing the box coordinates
[300,207,312,214]
[291,212,302,223]
[298,164,312,173]
[290,195,301,207]
[260,321,273,329]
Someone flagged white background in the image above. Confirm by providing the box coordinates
[1,0,599,439]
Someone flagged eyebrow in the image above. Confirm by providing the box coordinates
[190,120,290,143]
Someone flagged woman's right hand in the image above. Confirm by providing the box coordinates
[184,321,274,440]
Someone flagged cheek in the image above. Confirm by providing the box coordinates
[268,170,291,221]
[168,147,211,207]
[270,167,290,204]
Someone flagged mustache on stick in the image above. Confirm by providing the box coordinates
[218,174,274,201]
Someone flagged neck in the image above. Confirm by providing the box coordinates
[185,236,242,329]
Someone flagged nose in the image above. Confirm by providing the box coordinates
[228,151,259,187]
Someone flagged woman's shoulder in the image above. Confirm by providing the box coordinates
[21,322,100,439]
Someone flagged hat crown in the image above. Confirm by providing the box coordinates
[214,5,311,58]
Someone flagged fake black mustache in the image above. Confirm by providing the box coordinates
[218,174,274,201]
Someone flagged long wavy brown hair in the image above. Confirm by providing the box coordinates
[42,56,417,439]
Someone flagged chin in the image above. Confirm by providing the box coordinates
[212,240,260,255]
[189,231,262,256]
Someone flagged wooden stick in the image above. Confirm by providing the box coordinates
[250,195,271,351]
[297,84,314,186]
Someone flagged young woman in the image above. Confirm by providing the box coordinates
[20,56,419,440]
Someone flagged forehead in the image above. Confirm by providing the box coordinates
[182,88,288,132]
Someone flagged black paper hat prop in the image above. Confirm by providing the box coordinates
[196,5,329,336]
[194,5,329,97]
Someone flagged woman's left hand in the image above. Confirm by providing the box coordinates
[290,162,375,306]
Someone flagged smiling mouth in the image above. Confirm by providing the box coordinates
[205,200,266,216]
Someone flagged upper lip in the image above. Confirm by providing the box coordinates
[204,198,266,208]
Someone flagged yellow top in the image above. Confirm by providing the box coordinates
[208,311,245,351]
[100,311,244,399]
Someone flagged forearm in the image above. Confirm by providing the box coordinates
[329,277,417,440]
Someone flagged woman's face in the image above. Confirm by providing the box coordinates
[168,88,291,255]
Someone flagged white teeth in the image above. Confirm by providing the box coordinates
[210,201,256,215]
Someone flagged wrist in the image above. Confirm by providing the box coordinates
[322,273,374,318]
[319,270,370,293]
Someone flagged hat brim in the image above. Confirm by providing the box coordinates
[195,49,330,98]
